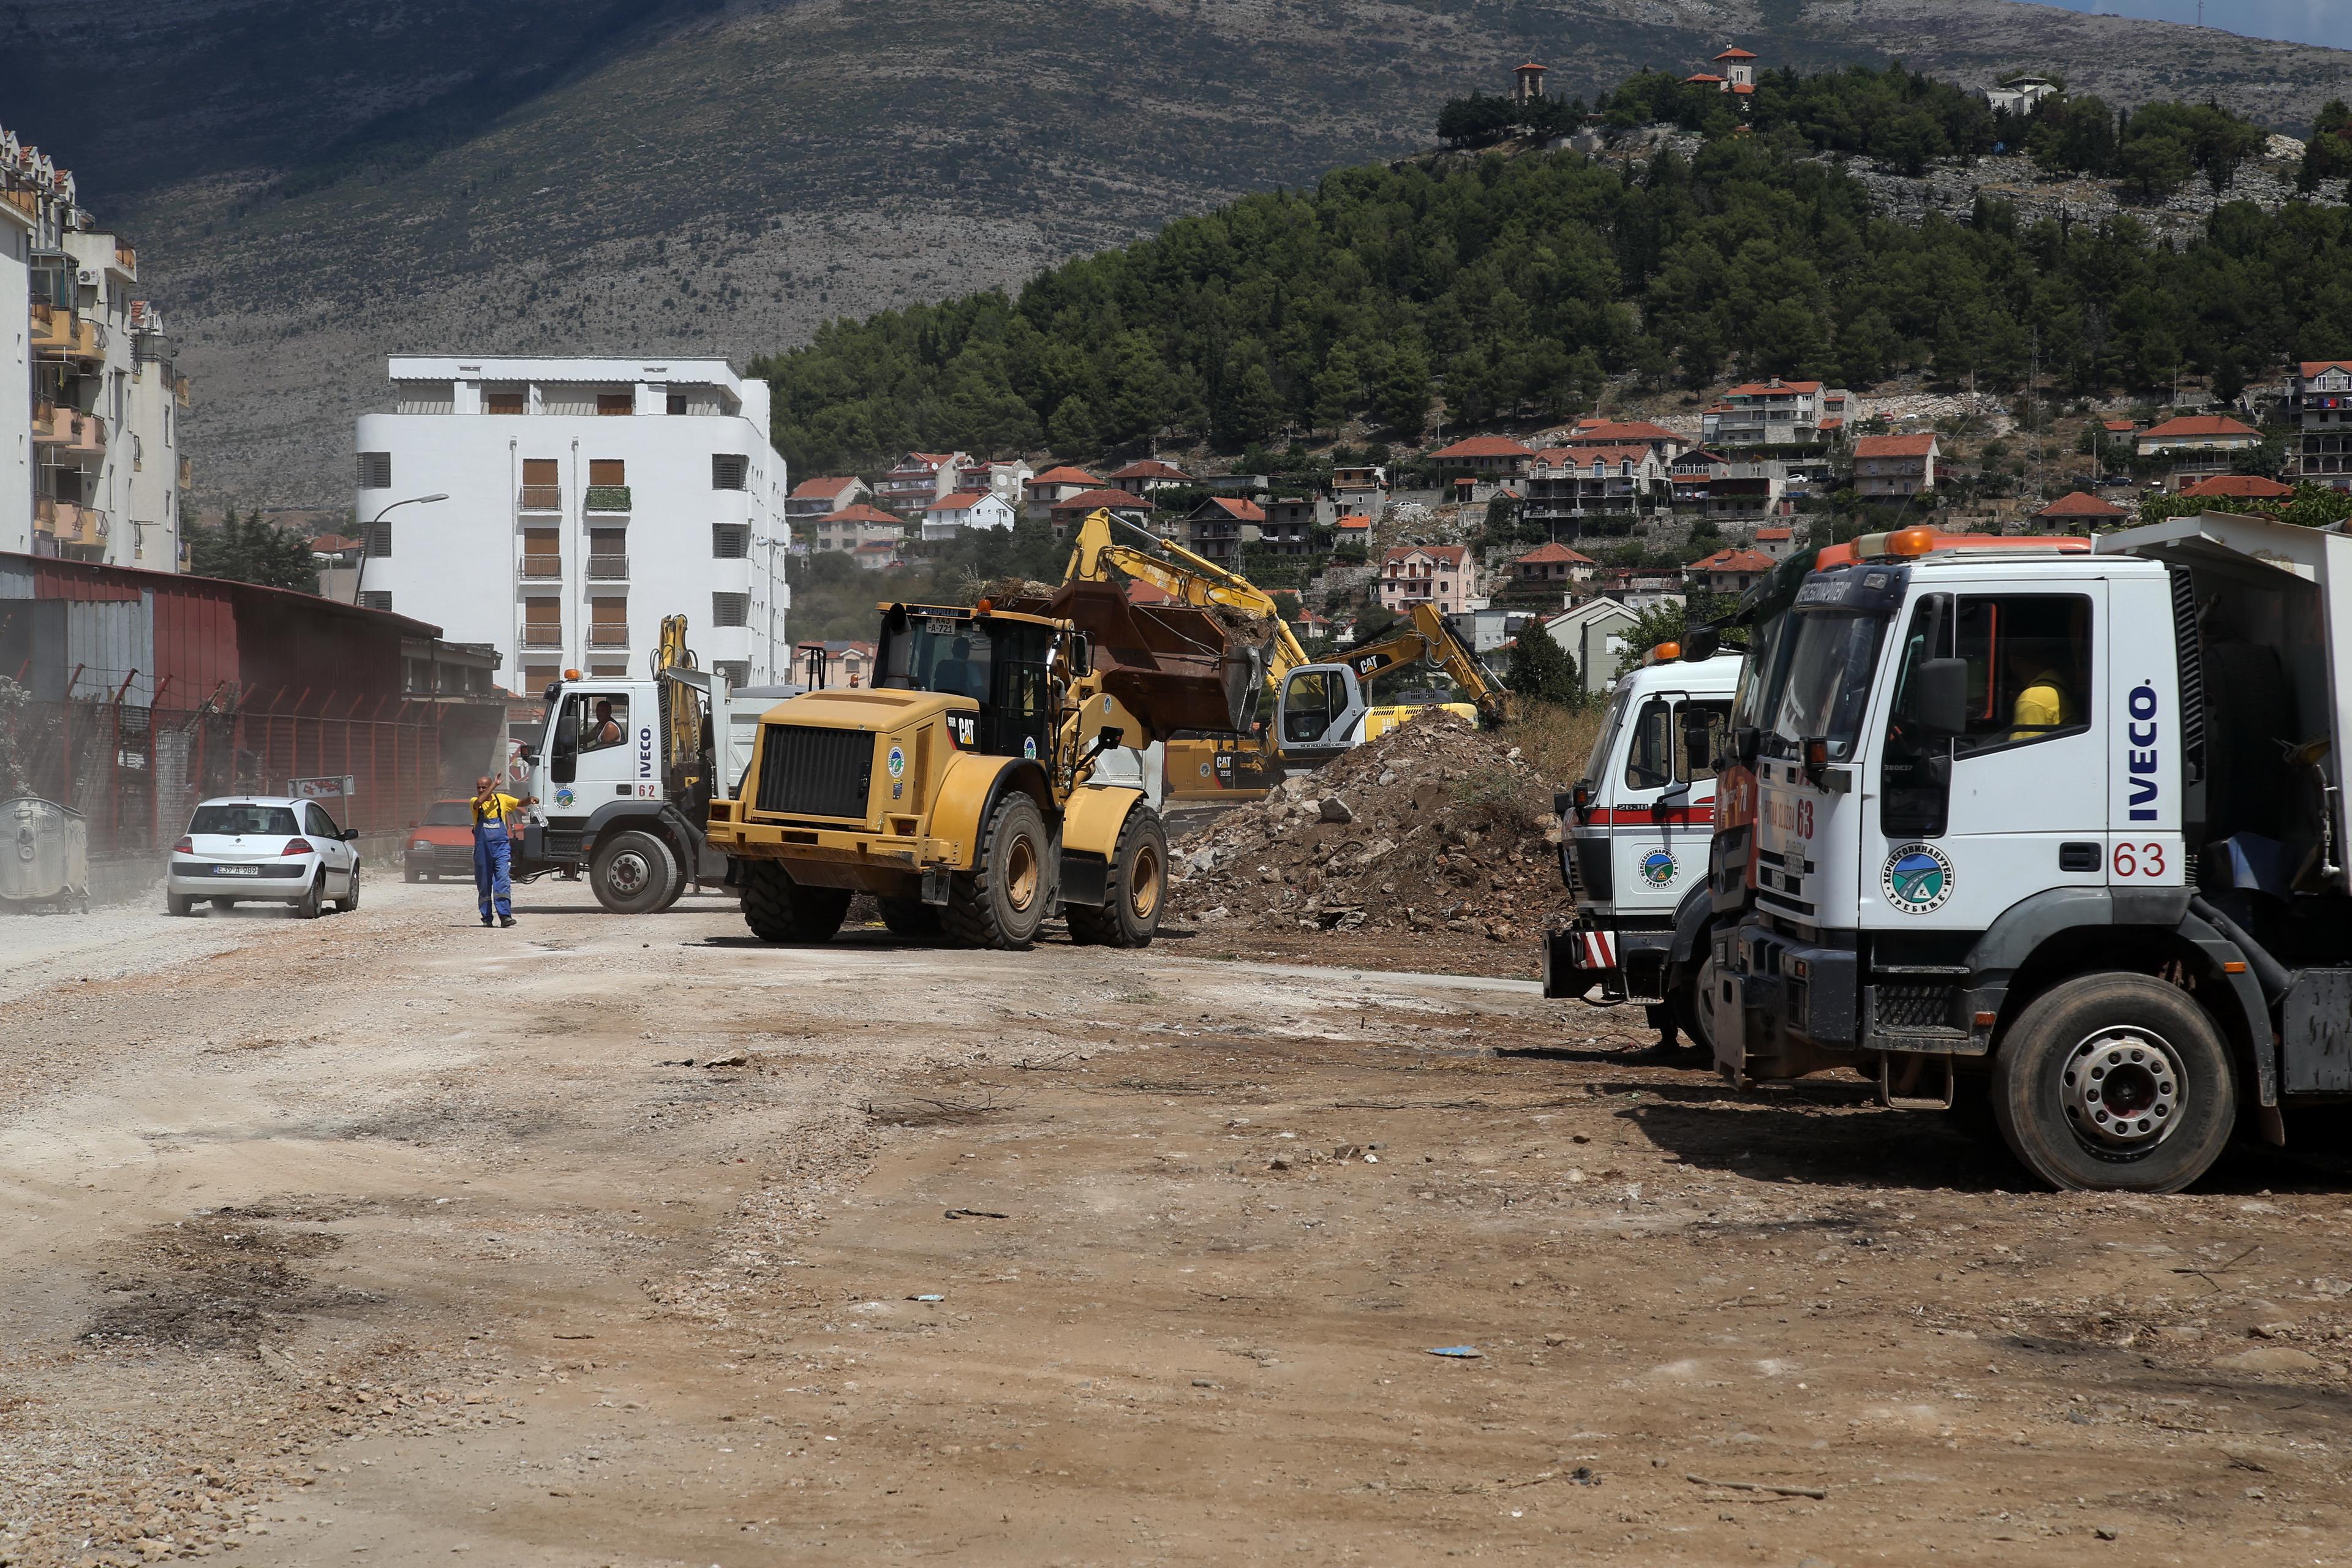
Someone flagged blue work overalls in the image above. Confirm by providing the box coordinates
[473,799,514,922]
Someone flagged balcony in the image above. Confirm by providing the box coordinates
[584,485,631,514]
[114,242,137,276]
[30,302,74,353]
[518,484,563,513]
[178,456,193,488]
[35,499,108,548]
[31,402,64,447]
[587,625,630,649]
[67,411,105,455]
[586,554,630,581]
[520,553,562,580]
[520,627,564,650]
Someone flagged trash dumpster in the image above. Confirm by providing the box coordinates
[1,797,91,913]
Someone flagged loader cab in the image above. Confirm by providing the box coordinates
[875,604,1061,763]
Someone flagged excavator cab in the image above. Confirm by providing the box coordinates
[1273,662,1370,767]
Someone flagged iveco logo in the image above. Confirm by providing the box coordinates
[636,723,657,780]
[2127,682,2159,823]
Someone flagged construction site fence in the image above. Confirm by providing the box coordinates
[0,693,455,859]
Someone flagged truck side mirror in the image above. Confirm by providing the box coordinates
[1685,625,1720,661]
[1733,725,1761,767]
[1682,714,1714,776]
[1909,657,1970,737]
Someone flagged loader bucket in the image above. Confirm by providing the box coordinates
[1023,579,1267,736]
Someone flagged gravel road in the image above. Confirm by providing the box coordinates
[4,880,2350,1566]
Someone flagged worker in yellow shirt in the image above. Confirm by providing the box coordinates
[2005,642,2078,743]
[470,775,535,927]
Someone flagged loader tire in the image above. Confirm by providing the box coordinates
[1065,806,1167,949]
[878,897,943,941]
[739,859,851,944]
[944,793,1047,951]
[592,830,677,916]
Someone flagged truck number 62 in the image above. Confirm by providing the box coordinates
[2113,841,2168,879]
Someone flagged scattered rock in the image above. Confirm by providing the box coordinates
[2215,1346,2321,1374]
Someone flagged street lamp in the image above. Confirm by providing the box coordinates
[750,531,790,685]
[351,492,448,605]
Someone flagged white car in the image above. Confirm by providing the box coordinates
[167,796,363,918]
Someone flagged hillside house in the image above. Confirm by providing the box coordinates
[1428,435,1534,478]
[1544,598,1644,694]
[1378,543,1474,614]
[922,489,1019,541]
[1701,379,1850,448]
[1025,465,1105,519]
[2293,361,2352,486]
[1564,419,1688,461]
[1686,547,1775,596]
[801,639,879,688]
[1523,445,1668,536]
[1186,497,1264,567]
[1752,524,1796,560]
[1105,459,1194,497]
[1513,61,1547,104]
[2030,491,2128,533]
[810,502,904,557]
[1332,464,1386,508]
[1259,496,1325,555]
[1047,488,1154,534]
[1333,513,1372,552]
[2138,414,2259,458]
[876,451,970,517]
[1852,432,1941,499]
[1985,76,2060,115]
[1512,541,1596,587]
[2177,473,2294,502]
[957,458,1033,507]
[1590,567,1686,612]
[1670,448,1794,518]
[786,475,872,526]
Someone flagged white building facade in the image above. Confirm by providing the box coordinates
[353,356,788,695]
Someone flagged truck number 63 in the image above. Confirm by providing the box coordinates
[2113,840,2168,879]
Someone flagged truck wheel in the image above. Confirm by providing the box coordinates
[739,860,850,943]
[1669,943,1718,1058]
[1065,807,1167,949]
[878,897,943,941]
[1992,973,2236,1193]
[592,830,677,916]
[944,793,1048,950]
[654,839,692,912]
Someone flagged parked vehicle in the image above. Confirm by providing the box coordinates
[167,796,362,918]
[403,800,479,882]
[1,797,90,913]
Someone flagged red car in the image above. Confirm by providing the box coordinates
[403,799,479,882]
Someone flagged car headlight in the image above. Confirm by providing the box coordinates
[412,840,432,851]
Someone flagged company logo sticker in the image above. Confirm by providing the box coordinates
[1882,842,1955,914]
[1023,736,1038,760]
[1640,850,1678,886]
[554,788,576,809]
[887,744,905,779]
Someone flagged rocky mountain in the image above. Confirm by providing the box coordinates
[6,0,2350,511]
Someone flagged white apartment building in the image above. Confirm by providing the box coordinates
[3,125,186,569]
[352,356,788,695]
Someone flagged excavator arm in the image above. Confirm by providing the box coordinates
[1063,508,1311,676]
[1336,601,1515,725]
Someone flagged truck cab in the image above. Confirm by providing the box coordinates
[1544,644,1738,1042]
[1717,516,2352,1193]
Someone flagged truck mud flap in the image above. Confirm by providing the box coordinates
[1058,850,1109,909]
[1542,929,1616,1001]
[1708,926,1747,1081]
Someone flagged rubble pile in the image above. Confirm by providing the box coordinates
[1166,709,1570,942]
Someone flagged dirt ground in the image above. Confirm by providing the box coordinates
[6,880,2352,1567]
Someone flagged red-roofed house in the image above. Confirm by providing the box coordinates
[1564,419,1689,459]
[2031,491,2130,533]
[1702,377,1851,448]
[1047,487,1155,535]
[1513,541,1597,586]
[2177,474,2295,501]
[956,458,1034,507]
[1429,435,1535,477]
[1333,514,1372,553]
[1024,466,1106,519]
[1332,463,1387,508]
[1105,459,1194,496]
[2294,361,2352,486]
[922,488,1020,541]
[1524,443,1669,536]
[1752,524,1796,560]
[811,503,905,558]
[1378,544,1476,614]
[803,639,881,684]
[786,474,872,526]
[2136,415,2260,457]
[876,451,971,518]
[1714,45,1758,94]
[1686,548,1775,595]
[1185,496,1265,567]
[1852,432,1941,499]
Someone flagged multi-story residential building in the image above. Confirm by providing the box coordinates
[1668,448,1797,518]
[1685,547,1775,597]
[1257,496,1326,556]
[1428,435,1534,478]
[1104,459,1192,497]
[875,450,970,518]
[2135,414,2260,485]
[2291,361,2352,487]
[952,458,1031,508]
[786,475,870,527]
[809,502,904,560]
[1563,418,1689,461]
[3,124,187,570]
[352,355,787,693]
[1376,543,1474,614]
[922,488,1019,541]
[1047,488,1152,535]
[1544,598,1644,694]
[1521,444,1667,538]
[1331,462,1386,511]
[1700,379,1850,448]
[1852,432,1941,499]
[1185,497,1263,567]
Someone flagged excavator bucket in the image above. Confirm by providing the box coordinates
[1013,579,1266,736]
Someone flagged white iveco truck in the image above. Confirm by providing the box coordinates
[1715,514,2352,1191]
[1544,645,1741,1047]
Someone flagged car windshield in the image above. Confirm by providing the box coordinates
[1771,610,1889,760]
[190,804,298,836]
[423,803,473,827]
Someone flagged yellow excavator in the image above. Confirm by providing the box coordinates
[1060,509,1512,796]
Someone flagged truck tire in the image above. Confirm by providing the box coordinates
[1065,807,1167,949]
[944,793,1048,951]
[878,897,943,941]
[1668,942,1717,1058]
[654,837,692,912]
[739,859,850,944]
[592,830,677,916]
[1992,972,2236,1193]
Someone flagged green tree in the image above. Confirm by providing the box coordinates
[1505,622,1581,706]
[187,508,322,592]
[1047,393,1099,452]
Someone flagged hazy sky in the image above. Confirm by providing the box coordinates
[2031,0,2352,48]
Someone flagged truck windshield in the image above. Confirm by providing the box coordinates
[1771,610,1888,760]
[1580,688,1631,789]
[876,612,993,702]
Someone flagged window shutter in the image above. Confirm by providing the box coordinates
[712,524,749,559]
[366,523,393,559]
[356,452,391,489]
[712,592,750,628]
[711,454,748,491]
[588,459,626,486]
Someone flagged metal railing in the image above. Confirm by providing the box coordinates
[586,554,629,581]
[521,628,564,649]
[584,485,631,513]
[588,625,630,648]
[518,484,563,511]
[519,553,562,579]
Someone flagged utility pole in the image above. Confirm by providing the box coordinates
[351,492,448,606]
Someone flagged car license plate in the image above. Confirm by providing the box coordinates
[211,864,261,876]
